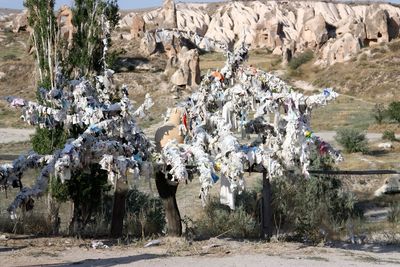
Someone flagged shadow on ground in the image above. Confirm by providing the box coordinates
[27,253,166,267]
[329,242,400,254]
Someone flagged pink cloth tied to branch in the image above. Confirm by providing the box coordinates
[10,98,26,108]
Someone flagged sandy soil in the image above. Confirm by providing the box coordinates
[0,236,399,267]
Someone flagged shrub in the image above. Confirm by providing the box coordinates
[31,127,69,154]
[388,202,400,224]
[55,164,112,235]
[288,50,314,70]
[272,176,358,243]
[271,154,359,243]
[382,130,397,142]
[372,103,386,124]
[195,190,260,239]
[387,101,400,123]
[335,128,369,153]
[125,187,166,238]
[388,41,400,52]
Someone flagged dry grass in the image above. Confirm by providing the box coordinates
[289,40,400,103]
[199,49,282,72]
[311,95,375,131]
[0,32,36,127]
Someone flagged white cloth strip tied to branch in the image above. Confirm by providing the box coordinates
[1,62,154,218]
[0,153,50,190]
[155,29,341,209]
[6,77,153,130]
[147,28,229,53]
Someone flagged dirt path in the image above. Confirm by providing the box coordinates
[0,127,396,146]
[0,128,34,144]
[315,131,386,143]
[0,237,399,267]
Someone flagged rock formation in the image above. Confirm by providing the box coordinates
[123,1,400,66]
[12,9,28,33]
[131,15,145,39]
[364,5,389,45]
[375,174,400,196]
[57,5,74,49]
[154,107,186,152]
[142,0,177,31]
[170,47,201,88]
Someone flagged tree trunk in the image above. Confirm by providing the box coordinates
[47,176,60,236]
[261,172,273,240]
[110,178,128,237]
[155,170,182,236]
[47,196,60,236]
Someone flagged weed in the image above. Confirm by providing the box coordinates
[0,211,53,236]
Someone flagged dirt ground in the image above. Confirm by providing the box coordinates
[0,236,399,267]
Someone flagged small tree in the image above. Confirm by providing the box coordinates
[66,0,119,76]
[272,152,358,242]
[24,0,58,90]
[373,103,386,124]
[289,50,314,70]
[24,0,66,235]
[152,30,342,236]
[23,0,122,236]
[1,3,153,238]
[387,101,400,123]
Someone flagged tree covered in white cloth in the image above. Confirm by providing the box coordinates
[0,8,154,236]
[1,72,154,235]
[154,31,342,227]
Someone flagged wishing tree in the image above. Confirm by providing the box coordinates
[152,29,343,235]
[0,13,154,236]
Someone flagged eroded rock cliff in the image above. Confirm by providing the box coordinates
[123,0,400,66]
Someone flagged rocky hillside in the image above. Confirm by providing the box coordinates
[122,0,400,66]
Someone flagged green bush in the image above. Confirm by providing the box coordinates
[125,187,166,238]
[388,41,400,52]
[195,190,260,239]
[382,130,397,142]
[51,164,111,235]
[387,101,400,123]
[31,127,69,154]
[271,152,360,243]
[288,50,314,70]
[388,201,400,224]
[335,128,369,153]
